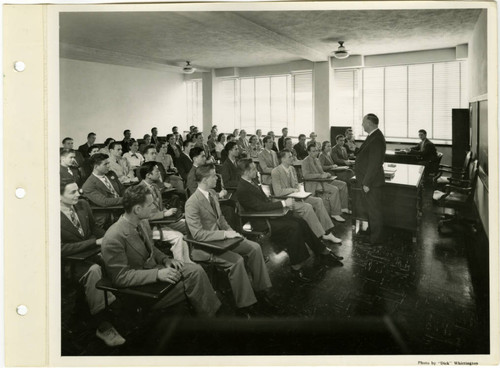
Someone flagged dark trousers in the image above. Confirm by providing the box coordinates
[253,214,326,266]
[363,186,384,244]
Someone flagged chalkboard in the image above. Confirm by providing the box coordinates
[478,100,488,176]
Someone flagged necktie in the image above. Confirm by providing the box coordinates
[103,176,119,198]
[67,167,73,176]
[69,208,84,237]
[208,194,219,218]
[136,224,151,255]
[342,147,347,159]
[131,154,137,158]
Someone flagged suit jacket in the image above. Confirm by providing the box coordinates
[60,199,105,257]
[272,142,278,152]
[277,136,286,151]
[60,165,83,187]
[301,155,327,193]
[186,166,198,196]
[411,138,437,162]
[176,152,193,182]
[82,171,124,207]
[258,149,279,185]
[167,144,182,165]
[294,143,308,160]
[138,180,165,215]
[220,158,240,188]
[120,139,132,154]
[331,144,350,165]
[354,129,386,188]
[102,217,168,288]
[271,165,300,197]
[207,136,217,155]
[319,152,337,171]
[185,188,231,242]
[78,143,91,159]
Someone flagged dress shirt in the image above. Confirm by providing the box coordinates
[156,151,175,171]
[123,151,144,168]
[197,187,211,202]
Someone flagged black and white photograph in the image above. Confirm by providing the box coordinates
[2,1,498,366]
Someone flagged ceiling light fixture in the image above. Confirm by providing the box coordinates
[332,41,350,59]
[182,61,196,74]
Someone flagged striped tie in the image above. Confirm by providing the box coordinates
[103,176,119,198]
[69,208,84,237]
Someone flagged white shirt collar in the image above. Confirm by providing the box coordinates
[197,187,210,201]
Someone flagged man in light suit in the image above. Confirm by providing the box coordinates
[355,113,386,246]
[185,164,273,316]
[330,135,356,183]
[101,185,221,317]
[60,179,125,346]
[236,129,249,154]
[258,135,280,185]
[82,153,125,228]
[271,150,342,244]
[301,143,349,222]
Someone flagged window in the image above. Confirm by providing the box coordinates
[333,61,467,142]
[214,72,313,136]
[185,79,202,127]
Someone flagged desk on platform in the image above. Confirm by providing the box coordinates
[350,163,424,242]
[385,150,422,165]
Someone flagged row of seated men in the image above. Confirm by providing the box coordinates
[60,148,356,347]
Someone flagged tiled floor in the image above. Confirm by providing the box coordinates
[61,186,489,356]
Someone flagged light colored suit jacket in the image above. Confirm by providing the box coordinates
[82,172,124,207]
[301,155,327,193]
[101,217,168,288]
[185,188,231,242]
[258,149,279,184]
[271,165,299,197]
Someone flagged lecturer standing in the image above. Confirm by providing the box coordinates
[355,114,386,246]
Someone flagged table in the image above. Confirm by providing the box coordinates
[350,163,424,243]
[385,149,422,165]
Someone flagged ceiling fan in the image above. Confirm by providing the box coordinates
[182,61,196,74]
[332,41,350,59]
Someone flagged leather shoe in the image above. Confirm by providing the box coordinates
[319,252,344,267]
[290,268,314,283]
[256,292,278,313]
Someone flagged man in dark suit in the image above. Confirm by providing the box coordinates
[277,127,288,151]
[177,140,194,182]
[62,137,85,168]
[60,179,125,346]
[120,129,133,154]
[82,153,125,228]
[78,132,97,159]
[101,185,221,317]
[409,129,438,165]
[219,141,240,189]
[60,149,83,187]
[185,164,273,316]
[293,134,308,160]
[81,145,100,182]
[354,113,386,246]
[236,159,343,282]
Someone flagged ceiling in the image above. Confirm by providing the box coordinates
[60,9,482,71]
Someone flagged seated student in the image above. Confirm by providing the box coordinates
[319,141,354,184]
[302,143,349,222]
[408,129,438,165]
[220,141,240,189]
[344,128,358,158]
[82,153,125,228]
[122,139,144,169]
[142,145,174,190]
[81,145,101,182]
[60,179,125,347]
[150,127,160,148]
[172,126,183,147]
[246,135,261,159]
[185,164,273,316]
[193,132,214,163]
[176,140,194,182]
[236,159,343,282]
[258,135,280,185]
[236,129,249,153]
[308,132,321,151]
[108,141,137,184]
[120,129,133,154]
[99,138,115,155]
[271,150,341,244]
[277,127,288,151]
[255,129,264,147]
[266,131,279,152]
[165,134,182,164]
[157,141,185,193]
[101,185,221,317]
[283,137,298,158]
[139,134,152,154]
[61,137,85,169]
[214,133,226,160]
[138,162,192,263]
[60,149,83,187]
[293,134,308,160]
[331,135,355,167]
[207,126,218,157]
[78,132,97,159]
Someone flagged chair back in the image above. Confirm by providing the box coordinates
[428,152,443,174]
[463,152,475,179]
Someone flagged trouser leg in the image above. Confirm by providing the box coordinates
[305,196,334,232]
[364,187,384,244]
